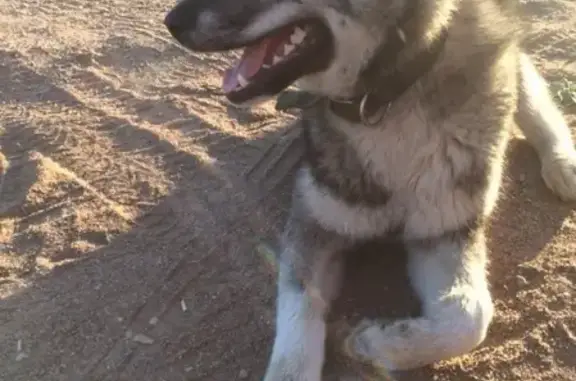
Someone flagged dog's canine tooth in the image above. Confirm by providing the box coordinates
[273,55,283,65]
[290,27,306,44]
[238,74,250,87]
[283,43,295,56]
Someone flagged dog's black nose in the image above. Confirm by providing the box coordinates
[164,0,204,41]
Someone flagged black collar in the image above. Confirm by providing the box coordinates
[328,26,448,124]
[275,12,449,125]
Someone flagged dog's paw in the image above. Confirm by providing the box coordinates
[541,148,576,201]
[344,318,407,370]
[344,319,384,362]
[343,318,440,371]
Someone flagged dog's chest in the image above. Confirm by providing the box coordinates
[330,111,469,194]
[301,110,480,239]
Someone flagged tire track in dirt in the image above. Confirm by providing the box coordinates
[28,0,235,74]
[33,53,271,176]
[0,49,179,282]
[0,51,171,197]
[0,41,290,379]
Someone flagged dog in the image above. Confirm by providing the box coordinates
[164,0,576,379]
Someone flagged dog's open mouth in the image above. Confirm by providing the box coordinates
[221,19,333,104]
[164,0,334,105]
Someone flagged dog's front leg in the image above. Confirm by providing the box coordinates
[345,226,493,371]
[516,52,576,201]
[264,210,347,381]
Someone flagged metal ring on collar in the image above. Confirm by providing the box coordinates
[359,92,390,126]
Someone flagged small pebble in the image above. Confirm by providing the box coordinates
[131,333,154,345]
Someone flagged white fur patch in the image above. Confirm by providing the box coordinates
[272,287,325,357]
[516,53,576,201]
[297,8,381,98]
[329,111,482,240]
[265,272,326,381]
[298,168,403,239]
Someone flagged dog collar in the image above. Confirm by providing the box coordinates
[275,16,448,125]
[328,26,448,125]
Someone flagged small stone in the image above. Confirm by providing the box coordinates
[131,333,154,345]
[238,369,249,379]
[149,316,159,325]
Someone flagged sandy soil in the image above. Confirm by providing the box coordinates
[0,1,575,380]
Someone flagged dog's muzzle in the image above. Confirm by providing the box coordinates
[164,0,261,52]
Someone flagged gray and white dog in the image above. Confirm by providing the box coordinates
[164,0,576,379]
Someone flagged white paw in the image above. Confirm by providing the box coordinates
[344,313,488,372]
[344,318,417,371]
[344,320,385,362]
[541,148,576,201]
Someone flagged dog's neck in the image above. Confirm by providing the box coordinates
[328,25,448,125]
[275,11,449,126]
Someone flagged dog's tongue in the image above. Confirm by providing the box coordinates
[222,28,293,93]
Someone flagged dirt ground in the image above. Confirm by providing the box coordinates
[0,0,575,380]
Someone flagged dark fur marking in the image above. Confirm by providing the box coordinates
[455,159,489,199]
[302,112,392,207]
[279,209,348,301]
[281,263,306,292]
[335,0,352,13]
[438,136,490,199]
[424,71,474,121]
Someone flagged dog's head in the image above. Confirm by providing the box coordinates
[164,0,430,106]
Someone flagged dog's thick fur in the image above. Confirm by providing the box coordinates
[165,0,576,379]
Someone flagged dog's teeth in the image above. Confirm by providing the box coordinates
[283,43,295,56]
[262,64,271,69]
[272,55,283,65]
[290,27,306,45]
[237,74,250,87]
